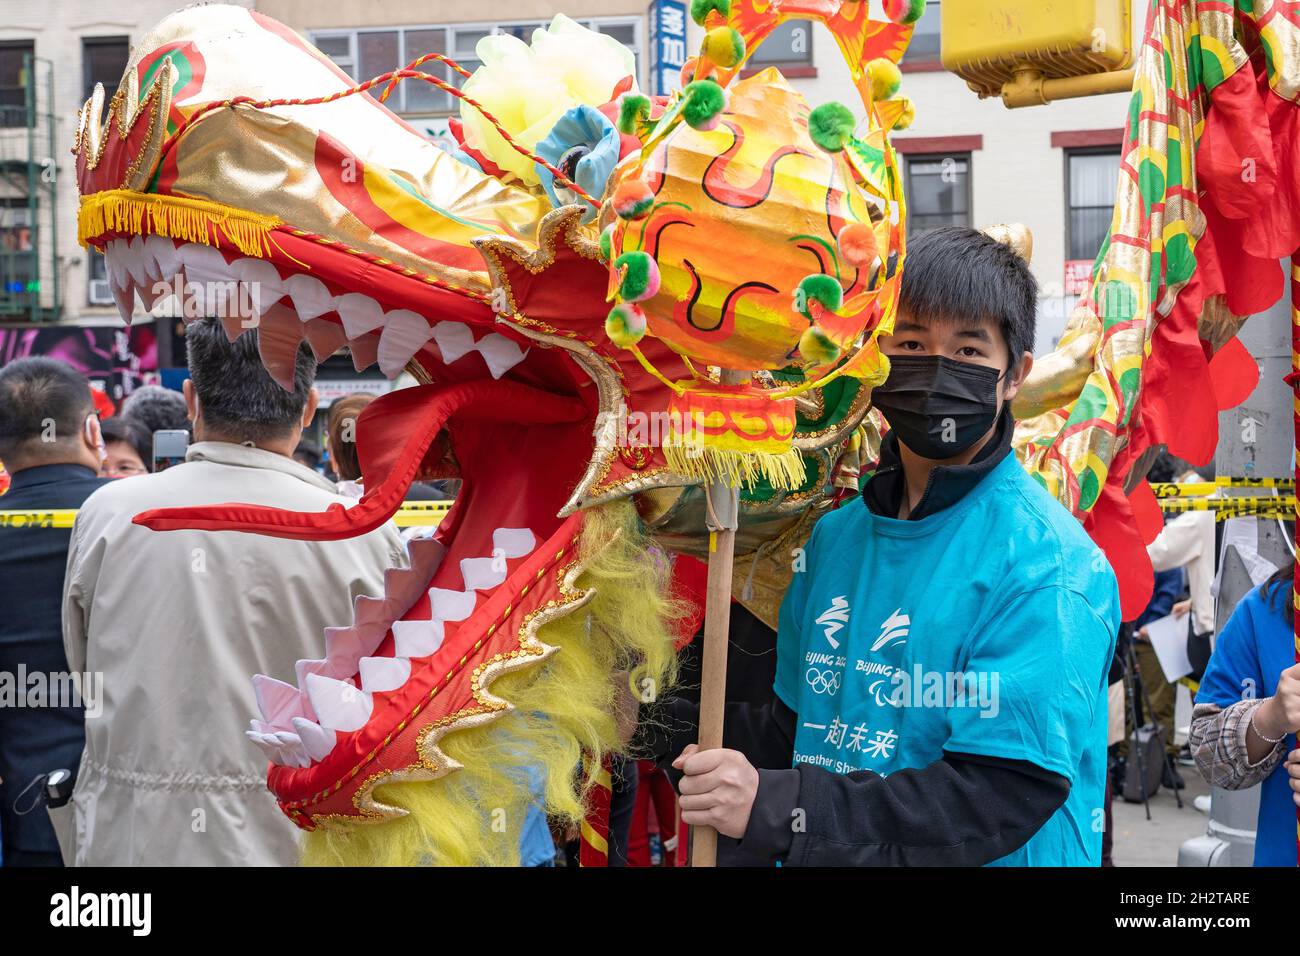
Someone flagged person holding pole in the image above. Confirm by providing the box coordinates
[650,227,1120,865]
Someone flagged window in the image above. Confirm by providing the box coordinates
[0,40,34,128]
[0,199,34,305]
[312,19,642,117]
[1066,149,1120,261]
[903,1,941,65]
[82,36,130,101]
[904,153,971,235]
[747,19,813,68]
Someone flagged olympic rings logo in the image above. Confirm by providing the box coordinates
[805,667,841,696]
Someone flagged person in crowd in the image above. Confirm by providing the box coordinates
[646,227,1119,865]
[0,358,110,866]
[1190,560,1300,867]
[1128,563,1188,789]
[326,393,375,498]
[293,438,323,473]
[327,392,454,502]
[61,318,407,866]
[120,383,190,437]
[98,415,151,478]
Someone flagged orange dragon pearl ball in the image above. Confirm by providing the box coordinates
[612,178,655,221]
[837,222,879,269]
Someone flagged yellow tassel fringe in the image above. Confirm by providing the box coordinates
[662,441,807,491]
[78,188,281,259]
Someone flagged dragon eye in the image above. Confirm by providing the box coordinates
[554,144,591,204]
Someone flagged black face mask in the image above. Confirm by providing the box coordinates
[870,354,1004,460]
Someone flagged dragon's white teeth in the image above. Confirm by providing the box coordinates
[245,730,281,762]
[110,277,136,325]
[358,655,411,693]
[291,717,337,762]
[336,292,387,339]
[294,657,335,688]
[256,303,306,389]
[302,318,349,362]
[493,528,536,560]
[218,313,248,343]
[230,258,285,314]
[391,618,446,659]
[252,674,306,731]
[432,321,475,364]
[348,335,379,372]
[304,673,373,733]
[271,731,311,768]
[377,309,434,377]
[460,556,506,591]
[250,718,271,735]
[122,236,152,288]
[286,273,334,321]
[429,587,477,623]
[323,626,372,675]
[144,235,180,281]
[477,332,529,379]
[176,242,229,286]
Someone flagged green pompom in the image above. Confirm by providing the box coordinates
[614,251,661,302]
[600,224,615,262]
[618,94,651,135]
[883,0,927,26]
[795,274,843,320]
[690,0,732,26]
[682,79,727,130]
[808,102,856,152]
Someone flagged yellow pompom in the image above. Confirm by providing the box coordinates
[868,58,902,102]
[799,325,841,365]
[702,27,746,70]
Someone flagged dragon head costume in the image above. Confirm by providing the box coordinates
[74,0,1282,864]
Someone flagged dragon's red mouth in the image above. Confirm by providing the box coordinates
[101,232,606,822]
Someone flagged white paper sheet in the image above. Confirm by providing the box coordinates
[1145,612,1193,682]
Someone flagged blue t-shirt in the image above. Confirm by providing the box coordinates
[1195,583,1298,867]
[775,452,1120,866]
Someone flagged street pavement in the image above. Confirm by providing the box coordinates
[1111,764,1212,866]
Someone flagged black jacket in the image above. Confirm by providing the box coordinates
[0,464,110,859]
[644,409,1071,865]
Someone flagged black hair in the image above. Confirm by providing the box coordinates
[120,385,191,436]
[0,357,94,460]
[898,227,1038,366]
[99,415,153,468]
[184,318,317,444]
[1146,451,1178,485]
[1261,558,1295,626]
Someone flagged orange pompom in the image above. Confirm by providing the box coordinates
[837,222,880,269]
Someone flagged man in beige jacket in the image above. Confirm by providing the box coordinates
[60,318,406,865]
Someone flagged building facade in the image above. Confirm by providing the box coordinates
[3,0,1144,362]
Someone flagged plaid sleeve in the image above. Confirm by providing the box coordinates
[1188,699,1287,790]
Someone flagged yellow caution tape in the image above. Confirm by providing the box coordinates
[1152,477,1296,498]
[1159,496,1296,520]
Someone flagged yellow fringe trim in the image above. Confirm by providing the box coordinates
[662,441,807,490]
[78,189,281,259]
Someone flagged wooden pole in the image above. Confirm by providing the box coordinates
[690,369,744,867]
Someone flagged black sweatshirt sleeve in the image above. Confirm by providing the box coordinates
[639,694,796,772]
[723,750,1071,867]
